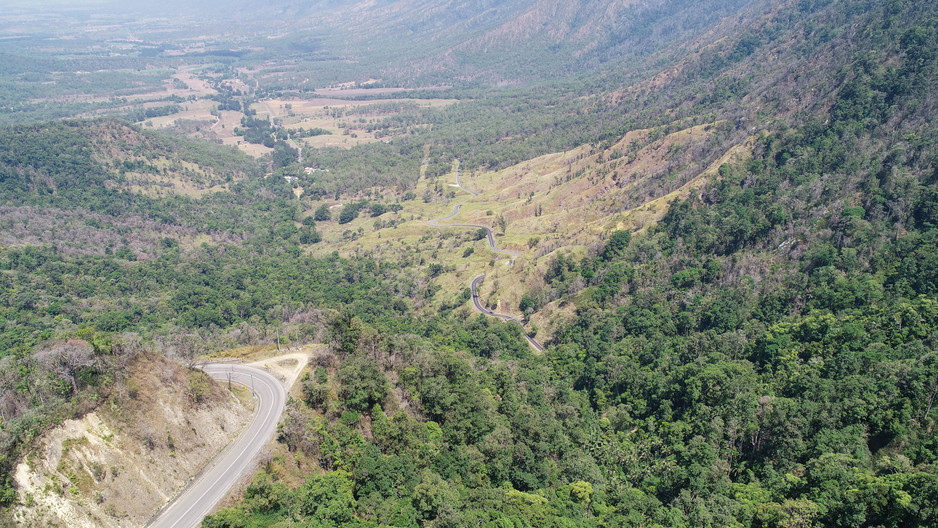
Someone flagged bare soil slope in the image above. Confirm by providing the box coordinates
[11,355,251,528]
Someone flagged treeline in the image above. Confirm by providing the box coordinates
[122,104,183,123]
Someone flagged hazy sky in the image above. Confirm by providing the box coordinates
[0,0,191,11]
[1,0,117,5]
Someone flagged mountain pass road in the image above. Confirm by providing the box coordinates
[471,274,545,352]
[426,182,544,351]
[146,364,286,528]
[427,203,520,258]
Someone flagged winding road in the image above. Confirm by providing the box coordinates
[471,274,545,351]
[427,203,520,258]
[433,162,517,257]
[146,161,538,526]
[146,364,286,528]
[454,161,478,196]
[427,169,545,351]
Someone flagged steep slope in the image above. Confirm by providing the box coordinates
[318,118,754,343]
[330,0,763,84]
[1,350,251,528]
[203,1,938,527]
[10,355,251,527]
[94,0,761,85]
[2,0,938,527]
[516,2,938,526]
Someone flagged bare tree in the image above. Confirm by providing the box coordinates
[171,333,204,368]
[36,340,96,395]
[111,333,145,399]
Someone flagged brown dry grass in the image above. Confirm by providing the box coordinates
[256,97,456,150]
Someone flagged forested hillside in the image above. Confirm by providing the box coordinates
[1,0,937,526]
[203,1,938,527]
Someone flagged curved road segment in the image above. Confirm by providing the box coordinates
[471,274,545,352]
[454,161,479,196]
[427,196,545,351]
[427,203,520,258]
[147,364,286,528]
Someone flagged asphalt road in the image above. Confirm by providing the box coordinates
[454,160,479,196]
[471,274,545,352]
[146,364,286,528]
[427,203,520,258]
[428,173,544,350]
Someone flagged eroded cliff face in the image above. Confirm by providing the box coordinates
[11,355,252,528]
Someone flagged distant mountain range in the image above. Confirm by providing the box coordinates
[14,0,757,84]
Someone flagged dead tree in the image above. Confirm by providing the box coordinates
[36,340,96,395]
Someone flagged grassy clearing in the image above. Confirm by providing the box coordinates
[258,97,457,150]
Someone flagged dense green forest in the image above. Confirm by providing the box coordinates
[202,3,938,528]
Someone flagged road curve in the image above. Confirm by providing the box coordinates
[427,174,542,351]
[146,364,286,528]
[454,161,479,196]
[427,203,520,258]
[471,274,545,352]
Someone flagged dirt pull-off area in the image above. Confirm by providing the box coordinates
[11,355,252,528]
[247,351,313,388]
